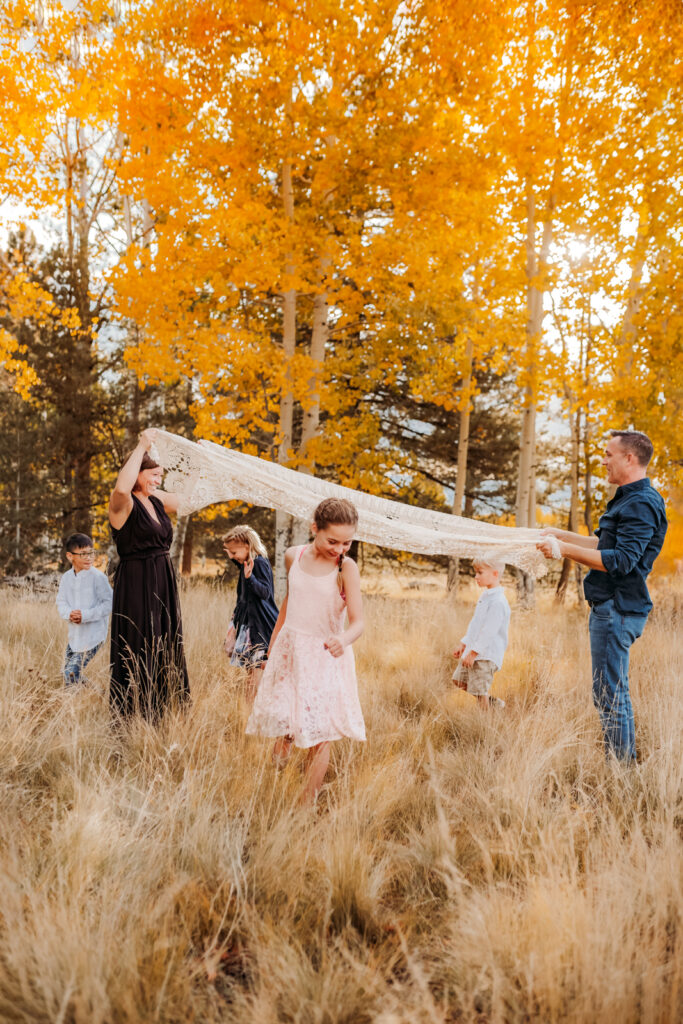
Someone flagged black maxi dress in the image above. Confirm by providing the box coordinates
[110,493,190,718]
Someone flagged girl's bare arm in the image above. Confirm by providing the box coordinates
[340,558,364,647]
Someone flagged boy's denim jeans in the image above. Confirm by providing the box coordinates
[63,642,103,687]
[588,597,648,762]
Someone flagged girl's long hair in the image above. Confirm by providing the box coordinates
[223,525,268,559]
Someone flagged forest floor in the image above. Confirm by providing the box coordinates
[0,576,681,1022]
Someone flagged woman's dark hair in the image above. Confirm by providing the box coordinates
[313,497,358,530]
[120,449,161,490]
[121,450,160,473]
[65,533,93,552]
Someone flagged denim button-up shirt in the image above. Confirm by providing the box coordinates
[584,478,667,615]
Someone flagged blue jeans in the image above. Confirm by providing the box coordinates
[63,642,103,687]
[588,597,648,761]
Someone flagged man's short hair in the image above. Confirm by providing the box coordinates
[610,430,654,467]
[65,533,93,553]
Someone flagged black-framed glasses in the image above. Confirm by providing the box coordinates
[72,549,95,557]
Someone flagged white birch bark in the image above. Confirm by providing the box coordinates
[515,8,574,605]
[617,205,652,393]
[515,175,539,614]
[274,128,297,602]
[299,279,329,456]
[515,185,541,606]
[555,405,580,604]
[447,334,474,593]
[516,168,558,605]
[551,291,582,604]
[289,252,331,547]
[288,130,335,550]
[170,515,189,573]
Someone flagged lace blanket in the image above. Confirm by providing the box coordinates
[152,430,558,577]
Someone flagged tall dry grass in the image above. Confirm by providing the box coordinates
[0,575,681,1023]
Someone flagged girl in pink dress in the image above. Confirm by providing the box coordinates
[245,498,365,804]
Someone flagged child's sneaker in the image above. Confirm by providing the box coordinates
[489,696,506,708]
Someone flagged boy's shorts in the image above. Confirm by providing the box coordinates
[452,658,497,696]
[63,642,103,686]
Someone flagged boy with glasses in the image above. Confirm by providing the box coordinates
[56,533,113,687]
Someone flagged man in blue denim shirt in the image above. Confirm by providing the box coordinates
[538,431,667,761]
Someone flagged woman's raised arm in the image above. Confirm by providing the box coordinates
[109,428,157,527]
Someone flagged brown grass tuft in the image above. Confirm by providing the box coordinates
[0,579,680,1022]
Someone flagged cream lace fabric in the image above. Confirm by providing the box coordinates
[151,430,559,577]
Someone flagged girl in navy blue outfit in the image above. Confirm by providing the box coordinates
[223,525,279,703]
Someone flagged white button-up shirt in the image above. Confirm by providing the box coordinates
[461,586,510,670]
[56,567,113,652]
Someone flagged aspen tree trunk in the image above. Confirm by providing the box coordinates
[274,128,297,602]
[515,180,539,531]
[573,414,585,605]
[553,290,582,605]
[126,366,141,448]
[121,191,142,446]
[15,426,21,564]
[613,206,652,431]
[619,206,651,382]
[123,191,156,445]
[298,133,335,461]
[515,181,540,607]
[181,519,193,575]
[447,334,474,593]
[68,117,95,534]
[571,289,589,604]
[583,419,594,536]
[516,174,556,607]
[290,128,336,549]
[170,515,189,573]
[62,124,76,540]
[515,4,540,582]
[621,245,648,357]
[289,250,332,548]
[515,7,572,605]
[299,274,329,457]
[555,407,580,604]
[69,12,94,535]
[583,315,594,539]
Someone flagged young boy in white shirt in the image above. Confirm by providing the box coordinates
[56,533,113,687]
[452,559,510,708]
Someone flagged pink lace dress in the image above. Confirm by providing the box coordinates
[245,546,366,748]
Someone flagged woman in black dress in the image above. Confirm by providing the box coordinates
[109,428,189,718]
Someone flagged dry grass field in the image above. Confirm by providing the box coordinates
[0,573,681,1023]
